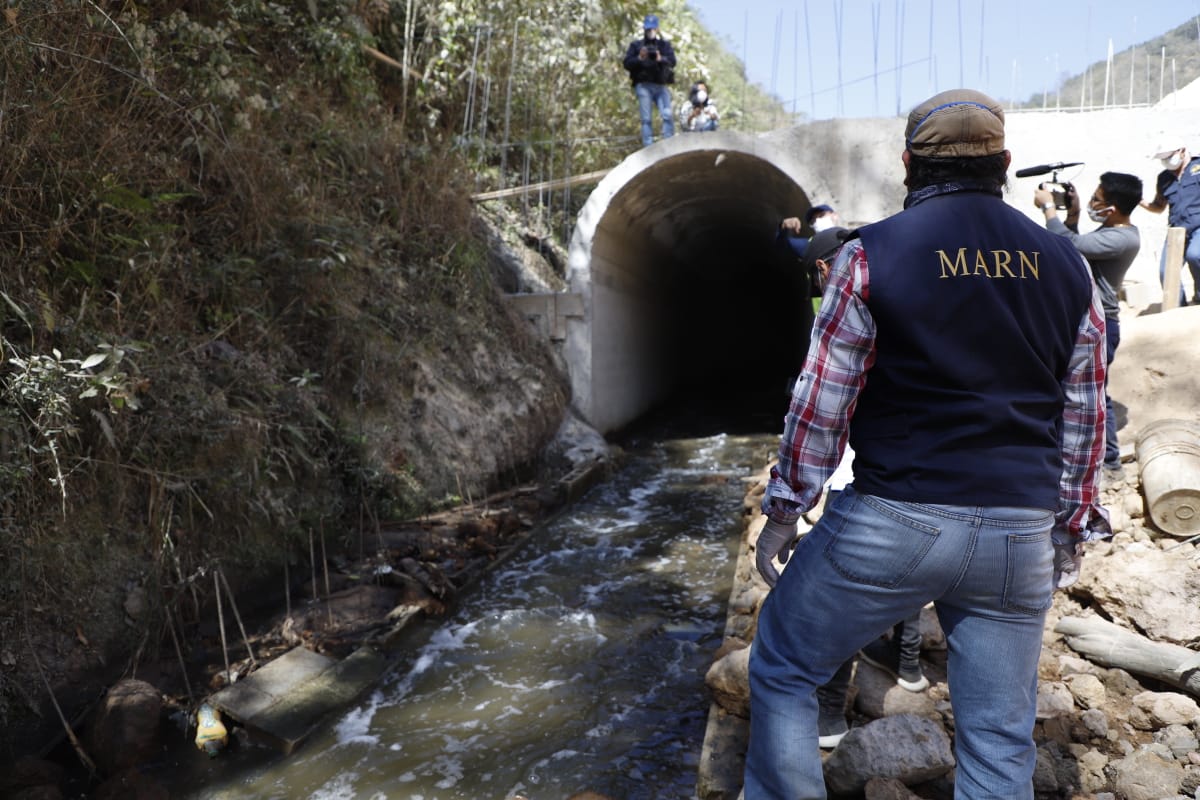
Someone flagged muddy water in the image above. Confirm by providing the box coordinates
[166,431,774,800]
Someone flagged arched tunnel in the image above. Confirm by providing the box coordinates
[563,122,906,435]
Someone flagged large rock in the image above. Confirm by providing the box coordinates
[1105,748,1185,800]
[86,679,162,775]
[1074,545,1200,644]
[1130,690,1200,729]
[823,714,955,796]
[1107,306,1200,442]
[705,644,750,719]
[853,661,940,720]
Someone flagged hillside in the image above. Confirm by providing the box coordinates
[1015,15,1200,110]
[0,0,793,776]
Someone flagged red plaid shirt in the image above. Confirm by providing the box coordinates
[763,238,1110,541]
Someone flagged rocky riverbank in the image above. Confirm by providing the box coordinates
[697,305,1200,800]
[702,460,1200,800]
[0,412,616,800]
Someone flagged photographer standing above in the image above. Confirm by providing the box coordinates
[680,81,719,132]
[1141,146,1200,306]
[1035,173,1142,487]
[622,14,676,147]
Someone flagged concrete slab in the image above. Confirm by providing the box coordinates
[209,645,387,754]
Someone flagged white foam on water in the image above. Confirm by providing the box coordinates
[431,751,466,788]
[307,771,359,800]
[585,722,614,738]
[494,704,525,722]
[333,699,381,746]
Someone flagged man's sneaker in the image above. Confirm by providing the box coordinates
[859,637,929,692]
[817,712,848,749]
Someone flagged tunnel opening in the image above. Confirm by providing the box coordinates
[568,140,820,437]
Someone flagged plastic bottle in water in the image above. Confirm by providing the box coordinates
[194,703,228,757]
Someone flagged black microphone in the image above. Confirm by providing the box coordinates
[1014,161,1083,178]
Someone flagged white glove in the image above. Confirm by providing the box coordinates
[1052,534,1083,590]
[755,518,799,588]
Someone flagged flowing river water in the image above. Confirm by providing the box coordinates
[162,426,777,800]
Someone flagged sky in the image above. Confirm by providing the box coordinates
[683,0,1200,120]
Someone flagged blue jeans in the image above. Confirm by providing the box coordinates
[634,82,673,146]
[746,488,1054,799]
[1158,232,1200,305]
[1103,316,1121,469]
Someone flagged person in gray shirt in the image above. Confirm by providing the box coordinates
[1034,171,1142,482]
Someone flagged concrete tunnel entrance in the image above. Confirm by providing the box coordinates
[564,130,833,435]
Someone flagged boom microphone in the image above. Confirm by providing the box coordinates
[1014,161,1083,178]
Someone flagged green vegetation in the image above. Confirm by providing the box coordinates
[0,0,787,760]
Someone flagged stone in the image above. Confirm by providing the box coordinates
[1076,539,1200,645]
[1036,681,1076,720]
[1033,744,1064,794]
[1081,708,1110,739]
[86,679,162,774]
[863,776,924,799]
[1105,748,1185,800]
[823,714,955,796]
[853,660,940,720]
[1156,723,1198,760]
[1133,691,1200,727]
[1058,654,1102,677]
[1066,673,1107,709]
[1125,492,1145,519]
[705,644,750,719]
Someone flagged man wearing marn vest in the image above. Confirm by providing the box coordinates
[745,89,1109,800]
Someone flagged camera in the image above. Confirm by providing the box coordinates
[643,43,659,59]
[1040,181,1074,210]
[1013,161,1083,210]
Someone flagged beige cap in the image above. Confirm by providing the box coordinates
[905,89,1006,158]
[1153,146,1184,159]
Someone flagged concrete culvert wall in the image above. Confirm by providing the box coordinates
[565,120,907,434]
[564,105,1200,435]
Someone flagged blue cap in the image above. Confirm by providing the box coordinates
[644,14,659,29]
[804,204,834,225]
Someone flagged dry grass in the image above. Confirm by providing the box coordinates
[0,2,565,761]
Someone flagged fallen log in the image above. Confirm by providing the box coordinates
[1055,615,1200,697]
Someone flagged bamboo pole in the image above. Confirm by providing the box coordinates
[217,570,257,670]
[214,570,231,682]
[362,44,423,81]
[470,169,610,202]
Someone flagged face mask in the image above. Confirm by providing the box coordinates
[1163,153,1184,170]
[1086,205,1113,223]
[695,90,707,103]
[811,216,835,232]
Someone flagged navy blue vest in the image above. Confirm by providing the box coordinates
[851,189,1093,510]
[1164,157,1200,233]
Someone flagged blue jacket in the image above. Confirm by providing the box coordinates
[1159,157,1200,233]
[850,188,1092,510]
[623,36,676,86]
